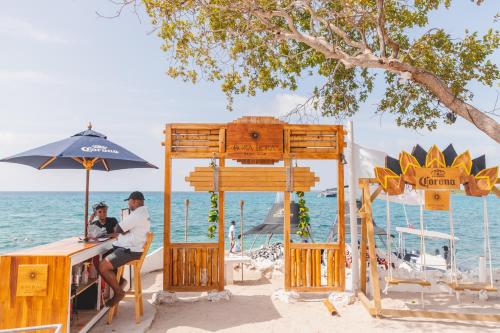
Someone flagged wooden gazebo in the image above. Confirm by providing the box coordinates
[162,116,346,292]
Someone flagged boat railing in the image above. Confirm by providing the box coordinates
[0,324,62,333]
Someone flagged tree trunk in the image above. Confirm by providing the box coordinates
[397,64,500,143]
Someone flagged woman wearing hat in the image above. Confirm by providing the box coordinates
[87,201,118,238]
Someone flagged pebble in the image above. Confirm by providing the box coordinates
[249,243,284,261]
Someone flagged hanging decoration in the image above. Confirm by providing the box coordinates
[207,191,218,239]
[296,191,311,237]
[375,144,498,197]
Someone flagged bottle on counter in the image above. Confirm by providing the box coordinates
[89,261,98,280]
[81,263,90,285]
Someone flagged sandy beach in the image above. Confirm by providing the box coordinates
[94,264,500,333]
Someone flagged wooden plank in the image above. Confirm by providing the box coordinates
[212,248,218,287]
[164,124,172,290]
[290,243,340,250]
[290,141,337,148]
[189,248,195,286]
[290,148,337,153]
[169,243,218,248]
[201,249,207,286]
[289,286,342,292]
[291,249,296,287]
[357,291,377,316]
[337,146,345,291]
[334,250,340,287]
[386,277,431,287]
[207,248,212,287]
[171,134,219,141]
[301,249,306,287]
[218,157,225,291]
[172,248,178,286]
[286,124,342,131]
[172,147,219,152]
[363,183,382,314]
[172,140,219,147]
[288,152,341,160]
[179,248,184,287]
[306,249,312,287]
[219,128,226,154]
[283,156,291,291]
[296,249,302,287]
[192,186,315,192]
[315,249,321,287]
[327,249,334,286]
[171,152,224,159]
[311,248,316,287]
[195,249,201,286]
[360,182,368,293]
[290,135,338,142]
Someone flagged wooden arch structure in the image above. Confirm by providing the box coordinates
[358,144,500,322]
[162,117,346,292]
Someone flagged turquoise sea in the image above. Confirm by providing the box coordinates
[0,192,498,268]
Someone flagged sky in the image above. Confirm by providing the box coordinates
[0,0,498,192]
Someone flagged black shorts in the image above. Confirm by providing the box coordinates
[105,246,142,269]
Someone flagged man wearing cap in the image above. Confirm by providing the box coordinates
[98,191,151,307]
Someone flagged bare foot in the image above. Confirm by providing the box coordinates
[105,290,125,307]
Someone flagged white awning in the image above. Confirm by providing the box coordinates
[396,226,459,241]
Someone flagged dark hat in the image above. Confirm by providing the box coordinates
[124,191,145,201]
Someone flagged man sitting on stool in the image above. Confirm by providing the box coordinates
[99,191,151,307]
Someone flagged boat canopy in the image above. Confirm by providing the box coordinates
[244,201,300,235]
[395,226,459,241]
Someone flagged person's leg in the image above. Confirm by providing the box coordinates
[99,258,125,306]
[229,239,235,253]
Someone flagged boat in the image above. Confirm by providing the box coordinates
[319,188,338,197]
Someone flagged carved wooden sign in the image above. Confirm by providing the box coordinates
[16,264,48,297]
[226,123,284,160]
[415,168,460,190]
[424,190,450,211]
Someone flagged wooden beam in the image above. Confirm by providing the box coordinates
[370,185,383,202]
[363,183,382,315]
[163,124,172,291]
[218,129,226,291]
[337,138,346,291]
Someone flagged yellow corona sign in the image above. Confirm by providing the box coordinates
[425,190,450,211]
[16,264,48,297]
[415,168,460,190]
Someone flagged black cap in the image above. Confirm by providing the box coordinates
[124,191,145,201]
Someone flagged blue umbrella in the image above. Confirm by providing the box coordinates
[1,123,158,238]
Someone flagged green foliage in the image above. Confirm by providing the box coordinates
[142,0,499,130]
[207,191,218,239]
[296,191,311,238]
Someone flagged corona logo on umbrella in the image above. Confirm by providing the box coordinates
[374,144,498,197]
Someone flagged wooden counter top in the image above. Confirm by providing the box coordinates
[4,237,114,257]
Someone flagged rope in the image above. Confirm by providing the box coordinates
[418,192,427,281]
[386,191,393,279]
[449,195,457,284]
[484,196,494,287]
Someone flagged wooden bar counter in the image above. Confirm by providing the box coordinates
[0,237,114,333]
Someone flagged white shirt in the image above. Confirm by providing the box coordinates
[229,224,235,241]
[113,206,151,252]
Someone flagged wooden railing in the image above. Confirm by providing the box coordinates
[166,243,221,291]
[289,243,343,292]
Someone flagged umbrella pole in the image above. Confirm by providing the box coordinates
[240,200,244,281]
[84,168,90,240]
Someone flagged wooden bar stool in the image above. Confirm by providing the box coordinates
[108,232,154,324]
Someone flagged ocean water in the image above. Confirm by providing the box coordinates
[0,192,498,268]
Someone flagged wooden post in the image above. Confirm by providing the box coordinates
[84,168,90,240]
[362,180,382,314]
[284,128,292,291]
[360,181,368,293]
[240,199,244,281]
[337,128,346,290]
[284,159,292,291]
[163,125,172,290]
[218,128,226,291]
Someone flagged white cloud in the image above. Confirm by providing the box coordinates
[0,70,62,84]
[273,93,308,116]
[0,17,67,43]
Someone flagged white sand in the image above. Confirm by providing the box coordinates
[144,267,500,333]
